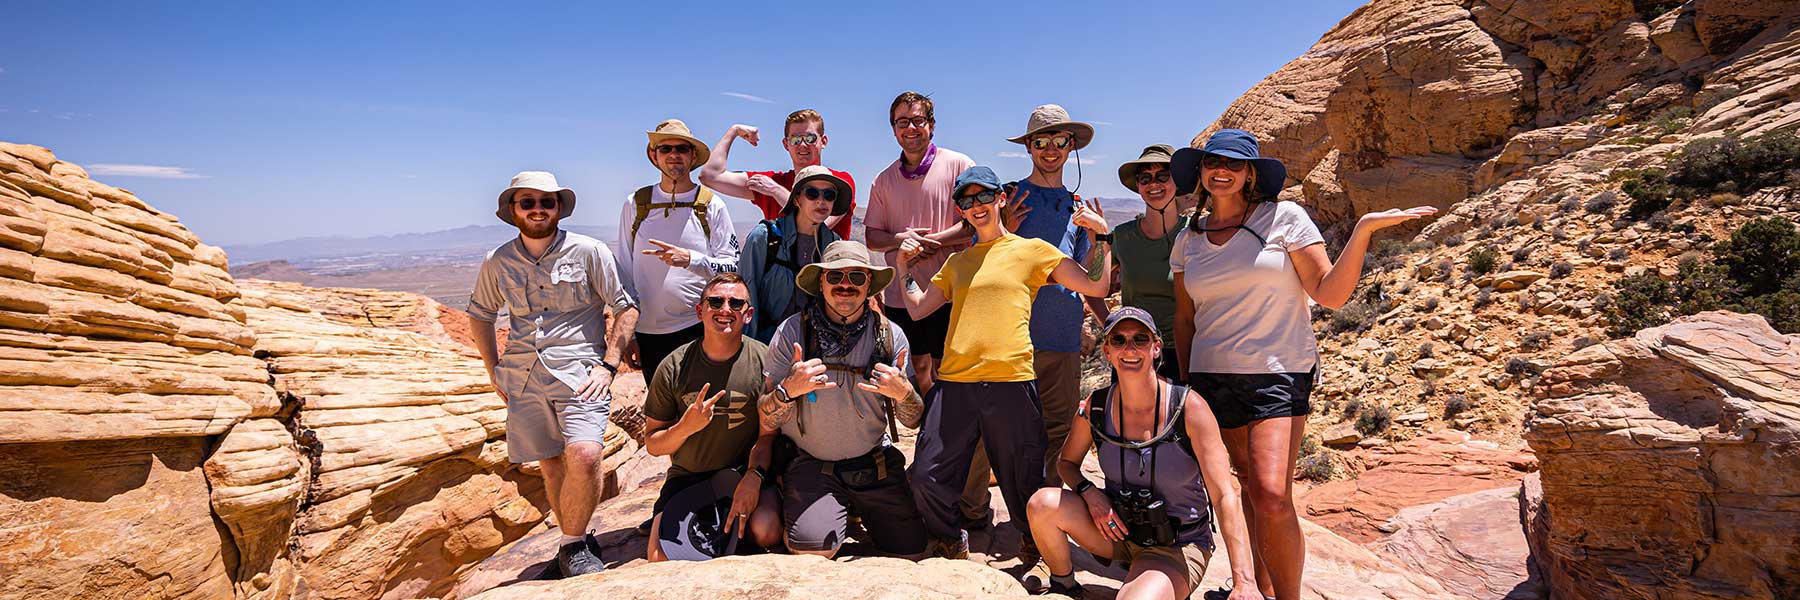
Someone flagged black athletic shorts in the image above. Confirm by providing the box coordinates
[883,304,951,360]
[1188,370,1316,430]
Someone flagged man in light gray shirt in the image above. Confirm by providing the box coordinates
[757,240,928,559]
[467,171,638,577]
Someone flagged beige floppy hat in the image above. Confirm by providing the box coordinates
[1117,144,1176,190]
[795,240,895,298]
[786,164,853,217]
[646,119,712,167]
[496,171,576,226]
[1005,104,1095,151]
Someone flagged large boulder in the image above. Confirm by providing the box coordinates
[1523,311,1800,600]
[465,555,1031,600]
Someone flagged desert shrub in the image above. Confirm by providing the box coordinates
[1435,259,1455,282]
[1444,232,1466,247]
[1521,331,1552,350]
[1297,452,1338,481]
[1511,245,1534,263]
[1443,394,1471,420]
[1421,296,1441,311]
[1648,212,1675,230]
[1668,130,1800,197]
[1740,289,1800,334]
[1418,342,1435,359]
[1354,404,1392,436]
[1621,168,1673,219]
[1381,351,1398,365]
[1651,106,1693,135]
[1474,288,1494,308]
[1559,196,1580,214]
[1608,247,1630,261]
[1328,301,1380,334]
[1469,245,1500,275]
[1505,357,1543,377]
[1673,256,1738,315]
[1550,261,1574,279]
[1714,217,1800,297]
[1605,272,1675,337]
[1343,398,1365,418]
[1585,191,1619,214]
[1633,0,1682,20]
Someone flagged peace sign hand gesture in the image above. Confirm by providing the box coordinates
[1072,194,1108,234]
[642,239,693,268]
[675,383,726,435]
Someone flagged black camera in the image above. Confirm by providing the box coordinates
[1110,485,1178,547]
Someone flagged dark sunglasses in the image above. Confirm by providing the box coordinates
[785,133,820,145]
[1030,135,1073,151]
[512,196,558,211]
[892,117,931,129]
[702,296,749,311]
[823,270,869,286]
[1135,171,1172,186]
[802,187,838,202]
[655,144,694,155]
[1106,333,1156,348]
[1200,155,1248,172]
[954,190,999,210]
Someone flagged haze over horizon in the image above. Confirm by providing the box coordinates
[2,0,1363,246]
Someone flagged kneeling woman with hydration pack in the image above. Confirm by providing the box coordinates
[1025,308,1262,599]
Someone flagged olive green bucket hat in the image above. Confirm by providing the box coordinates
[1117,144,1176,191]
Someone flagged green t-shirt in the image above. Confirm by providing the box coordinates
[644,338,770,475]
[1111,214,1189,345]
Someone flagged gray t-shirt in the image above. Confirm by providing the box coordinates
[1170,201,1325,373]
[764,313,913,461]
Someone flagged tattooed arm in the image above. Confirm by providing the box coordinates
[758,381,799,429]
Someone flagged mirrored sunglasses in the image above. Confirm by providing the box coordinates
[1030,135,1074,151]
[785,133,820,146]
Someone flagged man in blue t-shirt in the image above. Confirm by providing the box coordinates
[957,104,1102,535]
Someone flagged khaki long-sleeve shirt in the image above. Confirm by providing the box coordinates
[468,230,635,398]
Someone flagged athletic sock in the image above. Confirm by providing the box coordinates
[1050,572,1079,588]
[560,533,585,546]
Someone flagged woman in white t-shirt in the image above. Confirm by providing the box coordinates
[1167,129,1434,600]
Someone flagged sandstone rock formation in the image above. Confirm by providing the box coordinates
[1375,486,1543,599]
[0,141,638,600]
[465,555,1032,600]
[1299,429,1536,543]
[1523,311,1800,599]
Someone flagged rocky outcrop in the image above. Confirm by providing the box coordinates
[1200,0,1800,234]
[1523,311,1800,599]
[1375,486,1542,599]
[1299,430,1536,543]
[465,555,1031,600]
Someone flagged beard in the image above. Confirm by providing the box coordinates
[517,214,559,240]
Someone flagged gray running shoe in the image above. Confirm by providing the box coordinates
[557,537,605,578]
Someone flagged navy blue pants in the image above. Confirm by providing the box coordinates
[909,380,1047,541]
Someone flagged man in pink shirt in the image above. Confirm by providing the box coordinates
[863,91,975,399]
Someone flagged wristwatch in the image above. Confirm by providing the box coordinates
[749,465,769,482]
[597,360,619,375]
[1093,233,1113,244]
[774,383,799,404]
[1073,479,1096,495]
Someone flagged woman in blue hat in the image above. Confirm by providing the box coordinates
[1167,129,1434,599]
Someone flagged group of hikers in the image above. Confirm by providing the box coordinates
[465,91,1434,600]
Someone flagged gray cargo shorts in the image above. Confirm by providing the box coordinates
[505,361,610,463]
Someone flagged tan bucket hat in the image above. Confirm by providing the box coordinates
[1005,104,1095,150]
[495,171,576,226]
[1118,144,1176,190]
[646,119,712,167]
[795,240,895,297]
[787,164,853,216]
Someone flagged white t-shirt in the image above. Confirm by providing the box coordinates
[618,186,740,334]
[1170,201,1325,374]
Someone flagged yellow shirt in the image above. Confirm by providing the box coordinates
[932,233,1064,382]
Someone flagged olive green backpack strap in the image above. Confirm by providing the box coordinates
[631,186,715,244]
[630,186,655,246]
[690,187,714,240]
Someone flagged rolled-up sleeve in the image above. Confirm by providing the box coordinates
[467,258,503,322]
[590,242,637,311]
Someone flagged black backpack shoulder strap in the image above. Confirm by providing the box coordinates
[1167,383,1196,458]
[1080,386,1110,437]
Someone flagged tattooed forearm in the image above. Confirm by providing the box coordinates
[758,390,797,427]
[894,389,925,430]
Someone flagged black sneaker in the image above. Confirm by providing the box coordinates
[1040,578,1084,597]
[557,537,605,578]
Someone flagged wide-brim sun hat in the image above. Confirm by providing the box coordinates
[952,165,1002,198]
[1171,128,1287,198]
[1005,104,1095,151]
[795,240,895,297]
[1117,144,1176,191]
[656,469,744,561]
[646,118,712,167]
[495,171,576,226]
[787,164,853,217]
[1101,306,1160,340]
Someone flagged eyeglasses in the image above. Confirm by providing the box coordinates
[655,144,694,155]
[823,270,869,286]
[1030,135,1073,151]
[702,296,749,311]
[512,196,558,211]
[892,117,932,130]
[1135,171,1171,186]
[802,187,838,202]
[1200,155,1248,172]
[1106,333,1156,348]
[785,133,820,146]
[954,190,999,210]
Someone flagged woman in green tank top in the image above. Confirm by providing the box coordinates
[1089,144,1188,380]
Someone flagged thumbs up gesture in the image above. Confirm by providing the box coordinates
[780,342,836,398]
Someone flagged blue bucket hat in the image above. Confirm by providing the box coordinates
[952,165,1002,198]
[1171,129,1287,199]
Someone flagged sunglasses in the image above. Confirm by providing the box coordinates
[1201,155,1248,172]
[512,196,558,211]
[892,117,932,129]
[1030,135,1073,151]
[823,270,869,286]
[785,133,820,146]
[1135,171,1172,186]
[801,187,838,202]
[702,296,749,311]
[655,144,694,155]
[954,190,999,210]
[1106,333,1156,348]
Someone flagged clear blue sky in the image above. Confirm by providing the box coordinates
[2,1,1363,246]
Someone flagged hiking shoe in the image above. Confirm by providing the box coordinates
[557,538,605,578]
[845,515,873,545]
[1042,578,1085,597]
[929,530,970,560]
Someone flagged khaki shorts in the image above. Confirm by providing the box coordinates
[1103,540,1212,592]
[505,361,610,463]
